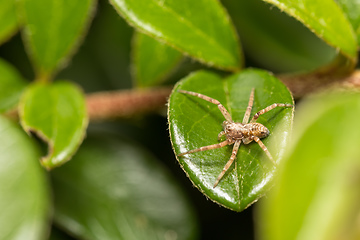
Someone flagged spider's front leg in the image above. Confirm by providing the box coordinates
[178,90,233,122]
[217,131,225,141]
[177,139,233,157]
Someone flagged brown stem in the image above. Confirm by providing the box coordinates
[86,86,172,120]
[5,70,360,122]
[86,70,360,120]
[279,69,360,98]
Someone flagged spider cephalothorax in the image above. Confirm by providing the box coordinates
[177,88,293,188]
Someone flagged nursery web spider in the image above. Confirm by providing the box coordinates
[177,88,293,188]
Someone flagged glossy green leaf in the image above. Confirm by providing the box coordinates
[257,92,360,240]
[132,31,182,88]
[0,115,50,240]
[0,0,18,45]
[52,134,198,240]
[19,81,88,169]
[223,0,336,73]
[17,0,96,81]
[0,58,27,113]
[264,0,357,66]
[337,0,360,45]
[110,0,242,71]
[168,69,294,211]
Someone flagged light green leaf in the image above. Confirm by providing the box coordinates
[168,69,294,211]
[0,58,27,113]
[0,115,50,240]
[52,134,198,240]
[19,81,88,169]
[257,92,360,240]
[110,0,242,71]
[132,31,182,88]
[337,0,360,45]
[0,0,18,45]
[17,0,96,81]
[264,0,357,67]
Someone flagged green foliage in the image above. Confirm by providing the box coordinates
[0,0,18,45]
[132,32,182,88]
[1,0,360,239]
[257,91,360,240]
[264,0,357,64]
[337,0,360,45]
[110,0,242,71]
[17,0,96,81]
[52,134,198,240]
[223,0,336,72]
[0,59,27,113]
[168,69,294,211]
[19,81,88,169]
[0,116,50,240]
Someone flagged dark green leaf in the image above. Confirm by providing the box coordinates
[0,116,50,240]
[168,69,294,211]
[0,0,18,45]
[0,58,27,113]
[257,92,360,240]
[52,134,198,240]
[19,81,88,169]
[132,32,182,88]
[17,0,96,81]
[110,0,242,71]
[264,0,357,66]
[337,0,360,45]
[223,0,336,73]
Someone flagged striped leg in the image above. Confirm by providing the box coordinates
[242,88,255,124]
[253,137,276,165]
[178,139,233,157]
[217,131,225,141]
[251,103,293,123]
[213,140,241,188]
[178,90,233,122]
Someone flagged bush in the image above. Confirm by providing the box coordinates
[1,0,360,239]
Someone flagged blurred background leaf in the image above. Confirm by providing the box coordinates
[132,31,182,88]
[51,132,198,240]
[223,0,336,73]
[19,81,88,169]
[110,0,242,71]
[17,0,96,81]
[263,0,357,65]
[0,116,50,240]
[0,0,19,45]
[257,91,360,240]
[0,58,27,113]
[337,0,360,45]
[168,69,294,211]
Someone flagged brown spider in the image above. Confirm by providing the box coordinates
[177,88,293,188]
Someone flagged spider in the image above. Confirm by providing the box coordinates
[177,88,293,188]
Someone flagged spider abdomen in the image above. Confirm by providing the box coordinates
[242,122,269,139]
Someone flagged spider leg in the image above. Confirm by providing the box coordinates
[253,137,277,165]
[213,140,241,188]
[242,88,255,124]
[178,139,233,157]
[250,103,293,123]
[178,90,233,122]
[217,131,225,141]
